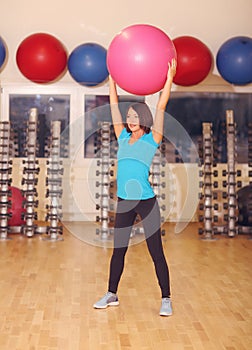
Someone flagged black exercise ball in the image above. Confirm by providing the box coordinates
[237,185,252,226]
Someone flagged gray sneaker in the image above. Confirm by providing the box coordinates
[93,292,119,309]
[159,298,172,316]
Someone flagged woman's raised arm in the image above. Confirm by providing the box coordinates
[152,59,177,144]
[109,75,124,139]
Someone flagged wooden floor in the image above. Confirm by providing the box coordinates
[0,222,251,350]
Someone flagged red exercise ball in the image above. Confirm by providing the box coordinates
[16,33,67,83]
[172,36,212,86]
[8,187,26,227]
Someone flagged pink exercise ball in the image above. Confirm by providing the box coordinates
[107,24,177,95]
[16,33,67,83]
[172,36,213,86]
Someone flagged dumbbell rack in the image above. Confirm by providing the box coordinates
[150,143,167,235]
[22,108,40,237]
[248,122,252,184]
[44,121,63,241]
[95,122,113,240]
[198,122,217,240]
[0,122,12,240]
[198,112,241,238]
[95,125,170,239]
[246,122,252,237]
[225,110,238,237]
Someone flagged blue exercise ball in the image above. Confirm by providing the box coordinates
[0,36,7,69]
[68,43,109,86]
[216,36,252,85]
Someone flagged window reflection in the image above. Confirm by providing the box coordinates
[9,94,70,158]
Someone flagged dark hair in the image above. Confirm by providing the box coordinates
[125,102,153,134]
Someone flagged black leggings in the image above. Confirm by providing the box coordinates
[108,196,170,298]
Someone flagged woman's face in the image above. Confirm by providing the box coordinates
[126,107,141,132]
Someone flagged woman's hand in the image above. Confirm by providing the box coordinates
[109,74,115,84]
[109,74,119,104]
[167,58,177,81]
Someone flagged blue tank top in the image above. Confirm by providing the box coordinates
[116,128,159,200]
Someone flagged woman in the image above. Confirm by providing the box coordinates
[93,59,177,316]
